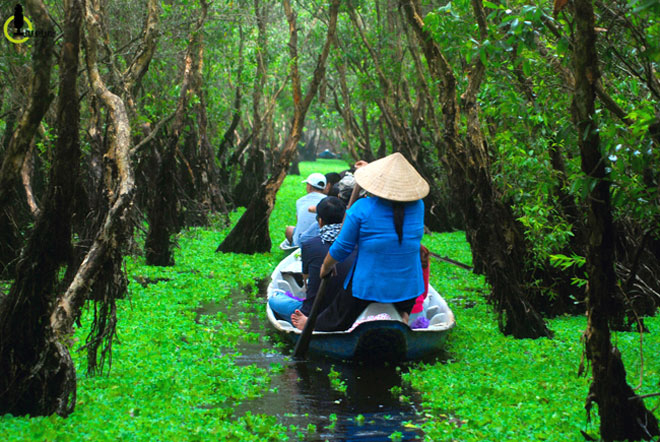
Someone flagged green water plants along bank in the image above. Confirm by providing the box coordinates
[0,160,345,441]
[405,231,660,441]
[0,221,289,441]
[1,159,658,441]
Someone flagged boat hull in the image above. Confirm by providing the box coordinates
[267,250,455,362]
[279,318,450,362]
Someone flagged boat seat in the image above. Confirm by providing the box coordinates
[281,271,304,288]
[277,320,296,331]
[425,305,440,319]
[429,312,449,327]
[274,279,294,293]
[355,302,402,322]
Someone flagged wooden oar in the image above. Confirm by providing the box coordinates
[295,181,361,358]
[428,251,473,271]
[346,182,362,209]
[293,276,330,359]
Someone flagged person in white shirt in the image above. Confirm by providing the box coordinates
[285,173,327,247]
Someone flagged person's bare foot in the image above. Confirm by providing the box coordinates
[291,309,308,330]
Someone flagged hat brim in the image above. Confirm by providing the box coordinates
[354,153,429,202]
[302,179,326,190]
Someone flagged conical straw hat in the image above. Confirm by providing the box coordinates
[354,152,429,202]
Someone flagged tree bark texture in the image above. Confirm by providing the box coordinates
[233,0,269,208]
[145,0,208,265]
[571,1,659,439]
[0,0,83,417]
[47,0,137,376]
[218,0,341,254]
[400,0,552,338]
[0,0,55,275]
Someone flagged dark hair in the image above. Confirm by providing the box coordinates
[325,172,341,186]
[316,196,346,225]
[393,201,405,244]
[328,184,340,198]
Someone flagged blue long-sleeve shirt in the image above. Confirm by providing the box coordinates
[328,196,425,303]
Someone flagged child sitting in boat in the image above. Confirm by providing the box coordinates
[292,153,429,331]
[269,197,356,324]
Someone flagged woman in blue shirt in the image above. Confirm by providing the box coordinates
[291,152,429,331]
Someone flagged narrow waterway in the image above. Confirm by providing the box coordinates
[195,282,436,441]
[234,353,425,442]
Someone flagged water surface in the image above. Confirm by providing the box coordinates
[197,284,429,441]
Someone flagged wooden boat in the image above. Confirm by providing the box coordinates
[266,249,456,362]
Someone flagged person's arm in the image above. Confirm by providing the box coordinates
[301,243,310,290]
[319,253,339,278]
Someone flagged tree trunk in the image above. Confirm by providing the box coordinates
[217,0,341,254]
[232,0,270,208]
[289,154,301,175]
[400,0,551,338]
[145,1,208,265]
[181,40,229,226]
[233,145,267,208]
[298,127,319,162]
[0,0,83,417]
[0,0,55,276]
[346,5,460,233]
[216,23,245,205]
[571,1,659,439]
[47,0,137,377]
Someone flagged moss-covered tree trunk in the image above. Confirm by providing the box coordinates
[571,0,659,439]
[217,0,341,254]
[0,0,82,416]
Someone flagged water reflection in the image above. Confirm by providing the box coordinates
[197,287,427,441]
[235,354,424,442]
[231,320,426,442]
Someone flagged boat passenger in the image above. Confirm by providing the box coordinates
[284,173,327,247]
[334,160,369,205]
[298,172,344,245]
[323,172,341,195]
[409,245,431,325]
[270,197,356,323]
[291,152,429,331]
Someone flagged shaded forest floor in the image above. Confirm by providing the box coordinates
[1,159,659,441]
